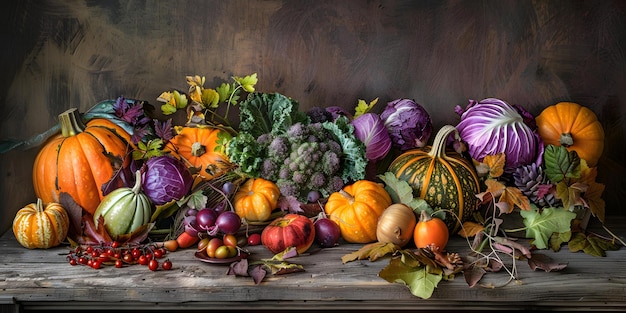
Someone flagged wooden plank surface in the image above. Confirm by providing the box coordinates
[1,218,625,311]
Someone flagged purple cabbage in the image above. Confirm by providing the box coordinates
[380,99,433,151]
[141,155,194,205]
[455,98,543,173]
[352,113,392,161]
[325,106,353,121]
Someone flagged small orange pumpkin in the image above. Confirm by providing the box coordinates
[13,199,70,249]
[535,102,604,167]
[33,108,133,216]
[413,210,449,250]
[233,177,280,222]
[324,180,392,244]
[166,126,233,180]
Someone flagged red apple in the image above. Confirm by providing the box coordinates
[261,213,315,254]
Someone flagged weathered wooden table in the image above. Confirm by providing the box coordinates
[1,217,625,312]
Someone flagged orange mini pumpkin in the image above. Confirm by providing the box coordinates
[535,101,605,167]
[324,180,392,244]
[166,126,233,180]
[33,108,133,216]
[13,199,70,249]
[233,177,280,222]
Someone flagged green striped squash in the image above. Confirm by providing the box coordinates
[387,125,480,232]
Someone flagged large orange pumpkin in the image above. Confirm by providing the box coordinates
[13,198,70,249]
[535,102,604,167]
[33,108,133,216]
[324,180,392,244]
[166,126,233,180]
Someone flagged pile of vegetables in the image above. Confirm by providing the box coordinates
[7,72,622,295]
[226,92,369,202]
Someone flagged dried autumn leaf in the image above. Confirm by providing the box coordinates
[483,153,506,178]
[568,232,620,257]
[549,231,572,251]
[528,253,568,272]
[556,181,587,211]
[228,258,250,277]
[463,262,487,288]
[457,221,485,238]
[498,186,531,212]
[341,242,400,263]
[249,264,267,284]
[585,181,605,222]
[484,179,505,197]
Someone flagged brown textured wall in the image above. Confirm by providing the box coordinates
[1,0,625,234]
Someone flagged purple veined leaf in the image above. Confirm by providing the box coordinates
[351,113,392,162]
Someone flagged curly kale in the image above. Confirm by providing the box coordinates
[226,92,367,201]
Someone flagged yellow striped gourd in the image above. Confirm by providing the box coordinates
[13,199,70,249]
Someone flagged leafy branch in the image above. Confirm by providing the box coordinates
[157,73,258,132]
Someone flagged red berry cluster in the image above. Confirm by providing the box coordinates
[67,241,173,271]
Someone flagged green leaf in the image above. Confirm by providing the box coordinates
[185,189,208,210]
[379,257,442,299]
[568,232,620,257]
[215,130,232,154]
[378,172,431,213]
[543,145,581,183]
[322,116,368,182]
[225,132,266,177]
[549,231,571,251]
[520,207,577,249]
[216,83,232,103]
[150,200,180,223]
[354,98,378,118]
[234,73,258,93]
[238,92,308,137]
[161,103,177,115]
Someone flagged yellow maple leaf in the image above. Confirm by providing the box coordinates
[484,178,505,197]
[483,153,506,178]
[354,98,379,118]
[499,186,531,212]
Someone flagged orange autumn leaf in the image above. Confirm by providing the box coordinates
[484,179,505,197]
[499,186,531,213]
[483,153,506,178]
[458,221,485,238]
[585,181,606,222]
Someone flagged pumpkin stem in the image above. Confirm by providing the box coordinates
[560,133,574,147]
[428,125,459,158]
[131,170,143,194]
[35,198,44,212]
[419,210,433,223]
[338,189,355,204]
[191,142,206,157]
[58,108,86,137]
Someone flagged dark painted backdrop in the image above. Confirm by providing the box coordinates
[1,0,625,235]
